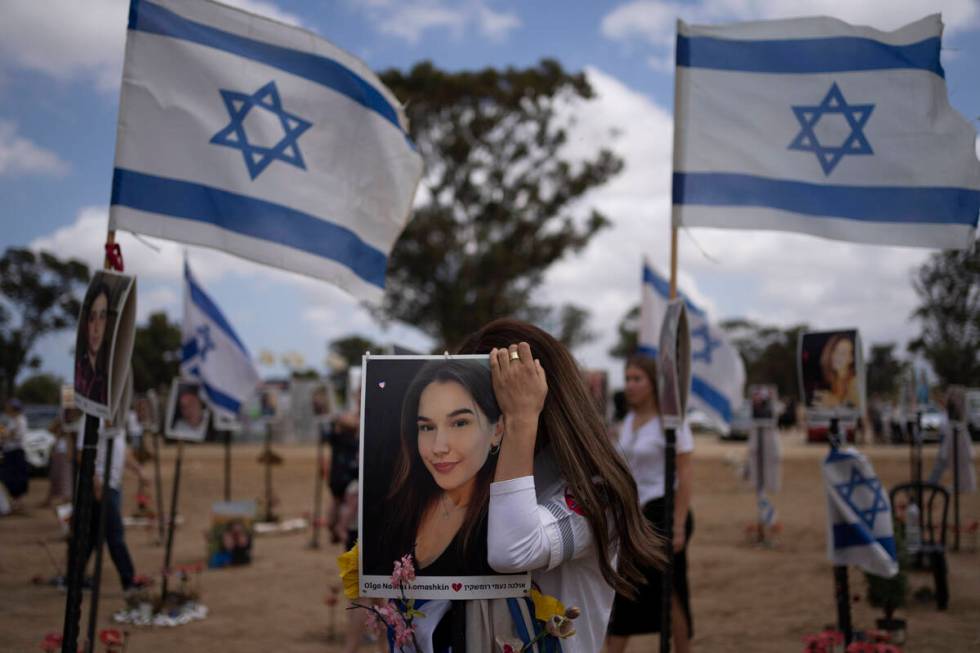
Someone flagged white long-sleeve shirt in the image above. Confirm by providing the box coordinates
[486,451,615,653]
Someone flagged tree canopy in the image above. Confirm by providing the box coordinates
[0,248,90,400]
[15,373,63,405]
[379,59,622,349]
[909,240,980,386]
[131,311,182,393]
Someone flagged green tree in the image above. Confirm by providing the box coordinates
[379,60,622,349]
[15,373,63,405]
[910,241,980,386]
[719,319,808,400]
[608,305,640,359]
[328,334,382,399]
[865,343,908,400]
[0,248,90,399]
[131,311,181,393]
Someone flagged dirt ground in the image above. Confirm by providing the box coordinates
[2,431,978,652]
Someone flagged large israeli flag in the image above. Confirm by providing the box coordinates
[181,261,260,419]
[823,447,898,577]
[673,15,980,249]
[638,261,745,426]
[108,0,423,302]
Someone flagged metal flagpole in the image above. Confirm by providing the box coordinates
[828,416,854,645]
[161,440,184,601]
[62,231,117,653]
[84,435,115,653]
[660,424,676,653]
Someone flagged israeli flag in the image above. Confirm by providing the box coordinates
[108,0,423,302]
[638,260,745,427]
[823,447,898,577]
[673,15,980,249]
[181,261,260,419]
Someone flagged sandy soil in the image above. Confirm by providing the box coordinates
[1,431,978,652]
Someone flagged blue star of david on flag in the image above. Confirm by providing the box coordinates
[691,323,721,364]
[788,83,874,176]
[194,324,216,362]
[834,466,889,530]
[210,80,313,180]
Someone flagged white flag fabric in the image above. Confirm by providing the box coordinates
[182,261,260,419]
[823,447,898,577]
[673,15,980,249]
[109,0,423,302]
[639,260,745,427]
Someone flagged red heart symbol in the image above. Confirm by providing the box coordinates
[452,583,462,592]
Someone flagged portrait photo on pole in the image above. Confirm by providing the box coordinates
[73,270,137,419]
[798,329,865,416]
[359,355,531,600]
[165,381,211,442]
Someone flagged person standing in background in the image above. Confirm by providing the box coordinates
[0,399,31,514]
[606,355,695,653]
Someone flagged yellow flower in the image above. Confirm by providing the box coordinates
[337,542,359,599]
[529,588,565,622]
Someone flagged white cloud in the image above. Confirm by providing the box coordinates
[601,0,980,75]
[0,121,69,176]
[0,0,302,92]
[538,67,938,375]
[357,0,521,44]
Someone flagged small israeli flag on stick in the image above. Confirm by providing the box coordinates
[181,260,260,419]
[672,14,980,249]
[639,260,745,427]
[823,447,898,577]
[109,0,423,301]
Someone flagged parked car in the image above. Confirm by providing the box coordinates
[22,404,59,476]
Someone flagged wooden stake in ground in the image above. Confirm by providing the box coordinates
[152,427,165,544]
[85,432,116,653]
[309,425,326,548]
[161,440,185,601]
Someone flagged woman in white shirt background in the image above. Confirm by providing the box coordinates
[455,319,665,653]
[605,355,695,653]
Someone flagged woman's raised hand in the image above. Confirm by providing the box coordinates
[489,343,547,481]
[490,343,547,424]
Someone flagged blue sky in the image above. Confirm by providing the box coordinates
[2,0,979,388]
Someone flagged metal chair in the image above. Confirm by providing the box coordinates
[889,481,950,609]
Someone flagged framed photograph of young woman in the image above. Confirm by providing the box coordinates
[798,329,865,416]
[73,271,136,419]
[165,380,211,442]
[358,355,531,600]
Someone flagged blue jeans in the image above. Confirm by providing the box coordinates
[86,487,135,590]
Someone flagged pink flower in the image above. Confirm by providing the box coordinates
[391,554,417,588]
[393,619,415,647]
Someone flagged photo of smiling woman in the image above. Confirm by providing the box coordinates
[360,356,530,599]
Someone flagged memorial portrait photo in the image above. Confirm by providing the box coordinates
[166,381,211,442]
[359,355,530,599]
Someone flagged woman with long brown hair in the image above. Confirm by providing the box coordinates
[456,319,665,653]
[605,355,695,653]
